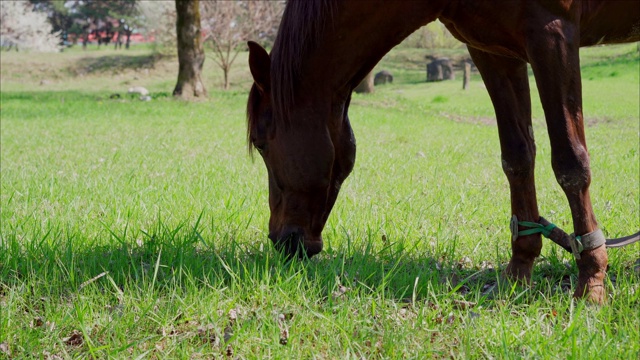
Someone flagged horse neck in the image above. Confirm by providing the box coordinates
[297,1,448,98]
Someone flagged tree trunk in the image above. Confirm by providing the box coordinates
[173,0,207,98]
[223,67,229,90]
[125,31,131,49]
[354,71,374,94]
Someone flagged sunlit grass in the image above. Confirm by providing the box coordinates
[0,44,638,358]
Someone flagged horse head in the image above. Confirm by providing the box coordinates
[247,41,356,259]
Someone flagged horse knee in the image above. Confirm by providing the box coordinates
[501,144,535,182]
[552,146,591,194]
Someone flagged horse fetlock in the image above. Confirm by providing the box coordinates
[505,232,542,282]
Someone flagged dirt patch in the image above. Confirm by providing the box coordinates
[70,53,166,76]
[584,116,616,127]
[352,97,400,109]
[441,113,496,126]
[442,114,617,127]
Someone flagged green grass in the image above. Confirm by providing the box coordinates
[1,43,639,358]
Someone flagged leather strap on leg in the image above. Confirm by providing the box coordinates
[569,229,606,260]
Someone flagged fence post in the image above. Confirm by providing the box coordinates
[463,62,471,90]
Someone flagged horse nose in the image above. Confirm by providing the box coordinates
[269,226,306,259]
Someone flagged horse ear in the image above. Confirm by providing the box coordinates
[248,41,271,93]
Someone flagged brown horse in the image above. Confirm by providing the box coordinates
[246,0,640,303]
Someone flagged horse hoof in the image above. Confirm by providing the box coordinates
[573,281,606,304]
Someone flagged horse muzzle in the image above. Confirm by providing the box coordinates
[268,226,323,259]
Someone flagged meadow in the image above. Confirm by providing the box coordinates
[0,43,638,359]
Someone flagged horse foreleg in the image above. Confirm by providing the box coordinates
[527,23,606,303]
[468,47,541,282]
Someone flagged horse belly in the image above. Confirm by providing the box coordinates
[580,1,640,46]
[439,2,529,60]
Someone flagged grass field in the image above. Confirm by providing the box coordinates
[1,43,639,359]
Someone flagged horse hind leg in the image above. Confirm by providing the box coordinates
[527,25,606,303]
[468,47,541,282]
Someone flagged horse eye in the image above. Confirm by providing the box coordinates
[254,142,266,154]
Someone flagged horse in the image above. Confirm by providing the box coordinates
[246,0,640,303]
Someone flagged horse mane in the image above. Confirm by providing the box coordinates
[271,0,336,125]
[247,0,336,150]
[246,84,261,154]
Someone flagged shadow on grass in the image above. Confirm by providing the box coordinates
[70,53,165,75]
[1,223,590,308]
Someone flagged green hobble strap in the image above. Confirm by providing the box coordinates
[517,220,557,239]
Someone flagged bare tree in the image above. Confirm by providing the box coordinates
[173,0,206,98]
[200,1,283,90]
[137,0,176,51]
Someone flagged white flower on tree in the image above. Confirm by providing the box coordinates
[0,0,61,53]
